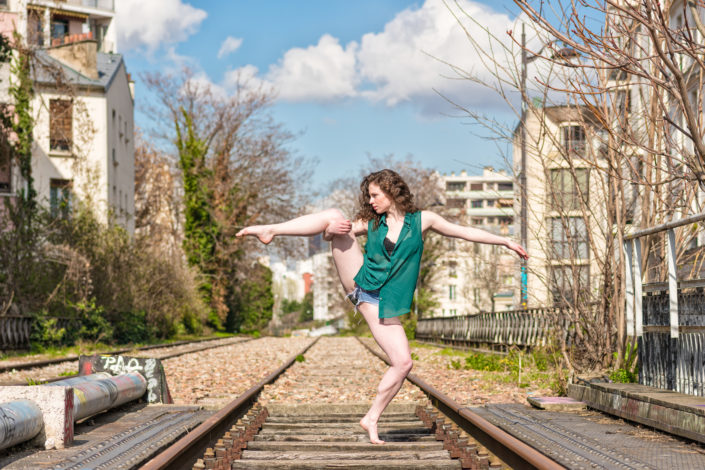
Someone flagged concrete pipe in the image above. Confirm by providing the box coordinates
[49,372,147,420]
[0,400,43,450]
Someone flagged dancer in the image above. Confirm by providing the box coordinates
[236,169,528,444]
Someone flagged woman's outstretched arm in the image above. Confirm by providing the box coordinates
[421,210,528,259]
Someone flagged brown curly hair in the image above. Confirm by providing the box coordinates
[355,169,419,228]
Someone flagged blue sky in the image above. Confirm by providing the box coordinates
[116,0,527,190]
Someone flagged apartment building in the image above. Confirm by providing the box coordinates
[434,167,517,316]
[0,0,134,232]
[513,105,608,307]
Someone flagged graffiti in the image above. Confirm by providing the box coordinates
[79,355,172,404]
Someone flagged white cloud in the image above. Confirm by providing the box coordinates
[223,65,272,95]
[356,0,517,108]
[116,0,207,53]
[231,0,521,113]
[218,36,243,59]
[265,34,359,102]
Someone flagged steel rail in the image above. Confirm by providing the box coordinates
[140,337,320,470]
[357,336,566,470]
[0,335,247,374]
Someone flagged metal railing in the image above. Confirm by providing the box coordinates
[62,0,114,11]
[624,212,705,395]
[416,306,572,349]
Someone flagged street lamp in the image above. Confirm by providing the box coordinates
[519,24,578,309]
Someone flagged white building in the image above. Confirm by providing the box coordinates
[0,0,134,232]
[433,167,517,316]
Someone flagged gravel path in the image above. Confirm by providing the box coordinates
[163,336,312,408]
[360,337,555,405]
[0,337,249,384]
[259,336,425,404]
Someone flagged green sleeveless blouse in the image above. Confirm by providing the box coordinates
[353,211,424,318]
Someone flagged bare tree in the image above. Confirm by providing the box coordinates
[438,0,705,372]
[142,69,313,325]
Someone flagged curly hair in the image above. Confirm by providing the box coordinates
[355,169,419,228]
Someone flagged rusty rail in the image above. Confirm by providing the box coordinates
[0,335,246,374]
[140,337,319,470]
[357,337,565,470]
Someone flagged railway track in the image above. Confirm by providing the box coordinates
[0,336,251,384]
[5,336,702,469]
[140,337,560,470]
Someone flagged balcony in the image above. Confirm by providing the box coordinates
[60,0,114,11]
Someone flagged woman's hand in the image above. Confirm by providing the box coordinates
[505,239,529,260]
[323,218,352,241]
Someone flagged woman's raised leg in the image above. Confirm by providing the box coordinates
[236,209,363,293]
[357,303,413,444]
[236,209,350,244]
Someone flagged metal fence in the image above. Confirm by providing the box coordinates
[416,306,570,350]
[624,212,705,396]
[0,316,74,350]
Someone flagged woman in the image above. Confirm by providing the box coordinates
[236,169,528,444]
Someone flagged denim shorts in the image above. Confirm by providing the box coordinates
[347,286,380,308]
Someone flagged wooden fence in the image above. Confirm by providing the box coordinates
[416,306,571,350]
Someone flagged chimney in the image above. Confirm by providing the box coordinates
[47,39,98,80]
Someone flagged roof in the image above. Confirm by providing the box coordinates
[32,49,124,91]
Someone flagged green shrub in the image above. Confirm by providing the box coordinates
[73,299,113,343]
[609,367,638,383]
[464,352,505,372]
[295,354,305,362]
[30,312,67,350]
[113,310,153,344]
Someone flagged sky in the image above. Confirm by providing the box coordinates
[115,0,529,190]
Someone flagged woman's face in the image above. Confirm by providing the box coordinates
[368,182,393,214]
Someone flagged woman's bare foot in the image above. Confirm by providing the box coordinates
[360,416,384,444]
[236,226,275,244]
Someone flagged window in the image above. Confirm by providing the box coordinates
[51,18,69,40]
[499,216,513,225]
[446,198,465,209]
[470,183,483,191]
[448,261,457,278]
[0,158,9,193]
[550,217,589,259]
[486,200,495,207]
[549,168,588,212]
[471,200,482,208]
[550,264,589,306]
[50,179,71,218]
[561,125,586,154]
[449,309,457,316]
[471,217,483,225]
[27,9,44,46]
[50,99,72,151]
[498,182,513,191]
[449,285,456,300]
[446,181,465,191]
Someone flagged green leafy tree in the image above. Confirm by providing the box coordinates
[226,263,274,333]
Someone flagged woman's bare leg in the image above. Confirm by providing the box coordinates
[357,303,413,444]
[236,209,349,244]
[237,208,363,292]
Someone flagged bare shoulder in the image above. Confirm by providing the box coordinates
[421,210,441,232]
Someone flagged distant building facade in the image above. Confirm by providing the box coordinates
[432,167,517,316]
[0,0,134,232]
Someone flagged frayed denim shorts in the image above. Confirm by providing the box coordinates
[347,286,380,308]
